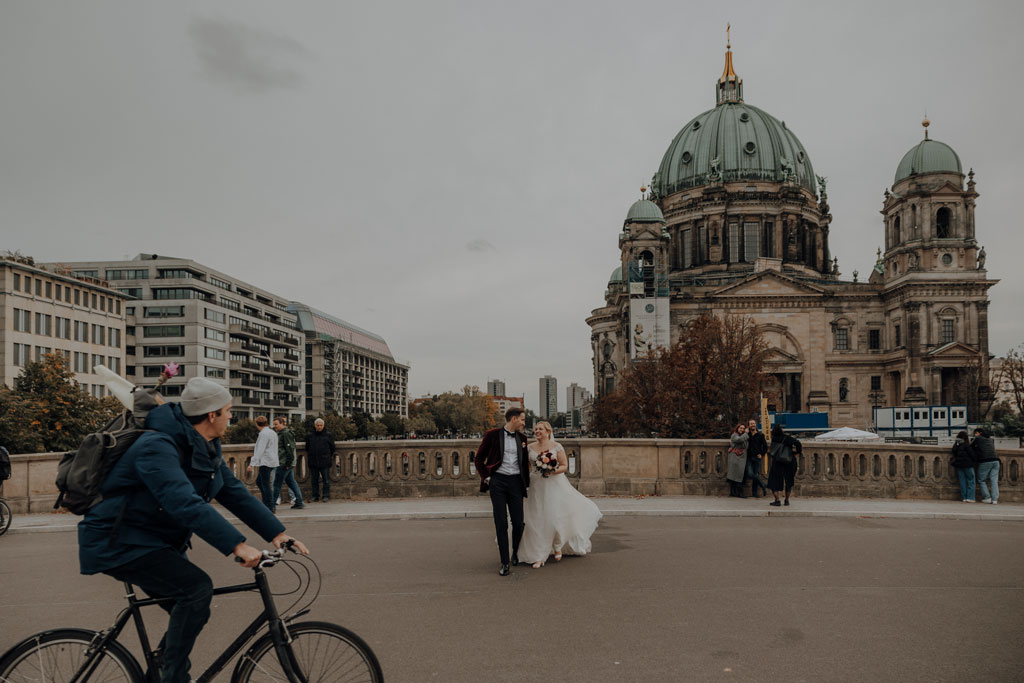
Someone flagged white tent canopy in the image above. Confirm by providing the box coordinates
[813,427,883,442]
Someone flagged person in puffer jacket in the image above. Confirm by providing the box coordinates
[950,430,976,502]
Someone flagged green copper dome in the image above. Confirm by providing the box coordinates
[608,265,623,285]
[894,138,962,183]
[654,103,817,197]
[625,199,665,224]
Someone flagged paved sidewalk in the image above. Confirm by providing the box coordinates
[8,495,1022,534]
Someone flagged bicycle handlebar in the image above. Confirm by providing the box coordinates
[235,539,298,567]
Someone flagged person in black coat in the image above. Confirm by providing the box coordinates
[745,419,770,498]
[971,427,1000,504]
[767,424,801,507]
[950,430,976,502]
[305,418,336,502]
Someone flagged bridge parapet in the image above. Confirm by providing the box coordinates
[4,439,1021,513]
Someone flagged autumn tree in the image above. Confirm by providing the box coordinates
[0,353,121,453]
[996,346,1024,416]
[591,314,770,438]
[413,386,500,435]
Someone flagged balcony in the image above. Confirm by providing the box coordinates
[283,369,299,378]
[229,323,262,339]
[283,398,299,408]
[229,341,262,355]
[262,398,282,407]
[273,350,299,363]
[264,329,283,342]
[281,383,300,393]
[241,396,260,406]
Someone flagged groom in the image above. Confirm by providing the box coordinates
[474,407,530,576]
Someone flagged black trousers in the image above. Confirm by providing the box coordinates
[489,472,525,565]
[105,549,214,683]
[310,466,331,500]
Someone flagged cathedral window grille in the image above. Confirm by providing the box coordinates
[728,223,740,263]
[835,327,849,351]
[683,229,692,267]
[743,222,759,262]
[763,222,774,257]
[698,224,707,263]
[869,329,881,350]
[894,216,901,244]
[870,376,882,391]
[941,319,955,344]
[936,207,951,238]
[894,324,901,347]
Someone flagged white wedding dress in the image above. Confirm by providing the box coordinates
[518,442,603,564]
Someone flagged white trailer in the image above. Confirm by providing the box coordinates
[873,405,968,439]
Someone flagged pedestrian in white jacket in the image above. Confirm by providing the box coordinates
[248,416,279,512]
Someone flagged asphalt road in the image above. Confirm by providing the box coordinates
[1,516,1022,682]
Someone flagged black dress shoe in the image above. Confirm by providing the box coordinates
[769,500,781,507]
[784,499,790,506]
[499,564,510,576]
[291,503,305,509]
[511,554,520,566]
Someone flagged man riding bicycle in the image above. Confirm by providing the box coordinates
[78,377,309,683]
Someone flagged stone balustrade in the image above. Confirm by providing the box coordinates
[3,439,1021,514]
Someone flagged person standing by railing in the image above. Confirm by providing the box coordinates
[768,424,801,507]
[271,417,304,510]
[727,424,749,498]
[248,416,278,513]
[745,419,770,498]
[306,418,336,503]
[950,430,976,502]
[972,427,1000,505]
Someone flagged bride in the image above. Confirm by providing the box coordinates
[518,421,602,568]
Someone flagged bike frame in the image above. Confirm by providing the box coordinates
[70,564,307,683]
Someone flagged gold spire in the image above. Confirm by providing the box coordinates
[716,24,743,104]
[922,113,930,140]
[720,24,739,84]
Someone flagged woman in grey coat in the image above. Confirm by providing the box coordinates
[727,423,749,498]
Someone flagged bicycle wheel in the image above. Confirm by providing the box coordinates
[0,628,143,683]
[0,499,11,536]
[232,621,383,683]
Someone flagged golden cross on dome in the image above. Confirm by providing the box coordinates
[727,23,731,49]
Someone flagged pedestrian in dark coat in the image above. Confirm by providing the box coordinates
[745,419,770,497]
[972,428,1000,504]
[767,424,801,506]
[950,430,976,502]
[306,418,336,502]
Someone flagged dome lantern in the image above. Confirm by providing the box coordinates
[717,24,743,106]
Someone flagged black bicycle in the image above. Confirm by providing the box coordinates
[0,544,383,682]
[0,497,11,537]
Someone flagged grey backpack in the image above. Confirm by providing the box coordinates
[54,389,160,515]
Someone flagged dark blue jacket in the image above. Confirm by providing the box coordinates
[78,403,285,575]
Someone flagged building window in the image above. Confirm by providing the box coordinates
[682,229,692,268]
[36,279,42,296]
[935,207,951,239]
[107,357,121,374]
[144,345,185,357]
[205,367,225,378]
[74,289,81,305]
[13,343,30,366]
[143,325,185,338]
[210,277,232,291]
[205,327,226,342]
[894,324,901,347]
[56,317,71,339]
[835,327,849,351]
[13,309,31,332]
[91,324,106,345]
[205,347,226,360]
[204,308,226,323]
[743,222,759,262]
[13,273,20,290]
[109,328,121,348]
[220,298,241,312]
[728,223,740,263]
[941,319,955,344]
[153,287,211,301]
[118,288,143,299]
[45,282,52,298]
[870,376,882,391]
[868,329,880,350]
[145,305,185,318]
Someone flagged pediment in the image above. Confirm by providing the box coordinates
[713,270,827,297]
[926,341,980,358]
[766,347,800,363]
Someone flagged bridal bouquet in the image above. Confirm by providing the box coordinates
[533,450,558,478]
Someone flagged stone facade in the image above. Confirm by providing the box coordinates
[587,49,996,429]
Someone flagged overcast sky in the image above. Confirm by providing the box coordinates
[3,1,1023,413]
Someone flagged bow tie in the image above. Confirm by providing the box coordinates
[504,430,517,438]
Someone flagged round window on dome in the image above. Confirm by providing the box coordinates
[692,121,701,130]
[797,151,806,163]
[739,112,750,122]
[942,253,953,266]
[681,151,692,164]
[744,141,756,155]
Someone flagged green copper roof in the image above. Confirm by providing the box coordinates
[608,265,623,285]
[894,138,962,183]
[625,199,665,224]
[654,102,817,196]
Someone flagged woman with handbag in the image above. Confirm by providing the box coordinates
[767,424,802,506]
[727,423,749,498]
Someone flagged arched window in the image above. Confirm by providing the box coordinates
[893,215,901,244]
[937,308,958,345]
[936,207,951,238]
[833,318,853,351]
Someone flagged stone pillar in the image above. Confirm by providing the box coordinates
[977,300,991,378]
[903,302,927,405]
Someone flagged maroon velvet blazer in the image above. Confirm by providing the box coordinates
[473,427,530,495]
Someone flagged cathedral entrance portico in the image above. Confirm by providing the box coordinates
[762,369,802,413]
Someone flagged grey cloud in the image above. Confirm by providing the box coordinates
[189,17,309,92]
[466,239,496,253]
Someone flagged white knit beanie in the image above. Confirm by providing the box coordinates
[180,377,232,416]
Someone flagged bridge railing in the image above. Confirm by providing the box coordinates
[3,439,1020,513]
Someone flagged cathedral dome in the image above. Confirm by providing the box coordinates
[653,44,816,198]
[654,103,817,197]
[608,265,623,285]
[894,138,962,183]
[625,199,665,224]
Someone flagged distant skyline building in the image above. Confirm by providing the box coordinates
[567,383,592,411]
[2,256,128,396]
[52,254,305,422]
[289,302,408,419]
[539,375,558,418]
[487,379,506,397]
[490,394,524,418]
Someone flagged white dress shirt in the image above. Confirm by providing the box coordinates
[495,429,521,475]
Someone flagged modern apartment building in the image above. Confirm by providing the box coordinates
[539,375,558,418]
[486,379,506,397]
[50,254,304,422]
[491,394,524,418]
[289,302,408,418]
[566,382,593,429]
[1,256,128,395]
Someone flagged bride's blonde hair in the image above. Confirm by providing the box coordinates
[533,421,553,440]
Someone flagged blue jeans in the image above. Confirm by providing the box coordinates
[272,466,303,506]
[977,461,1000,502]
[955,467,976,500]
[106,549,213,683]
[256,466,276,510]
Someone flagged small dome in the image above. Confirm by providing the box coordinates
[625,199,665,224]
[894,139,962,183]
[608,265,623,285]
